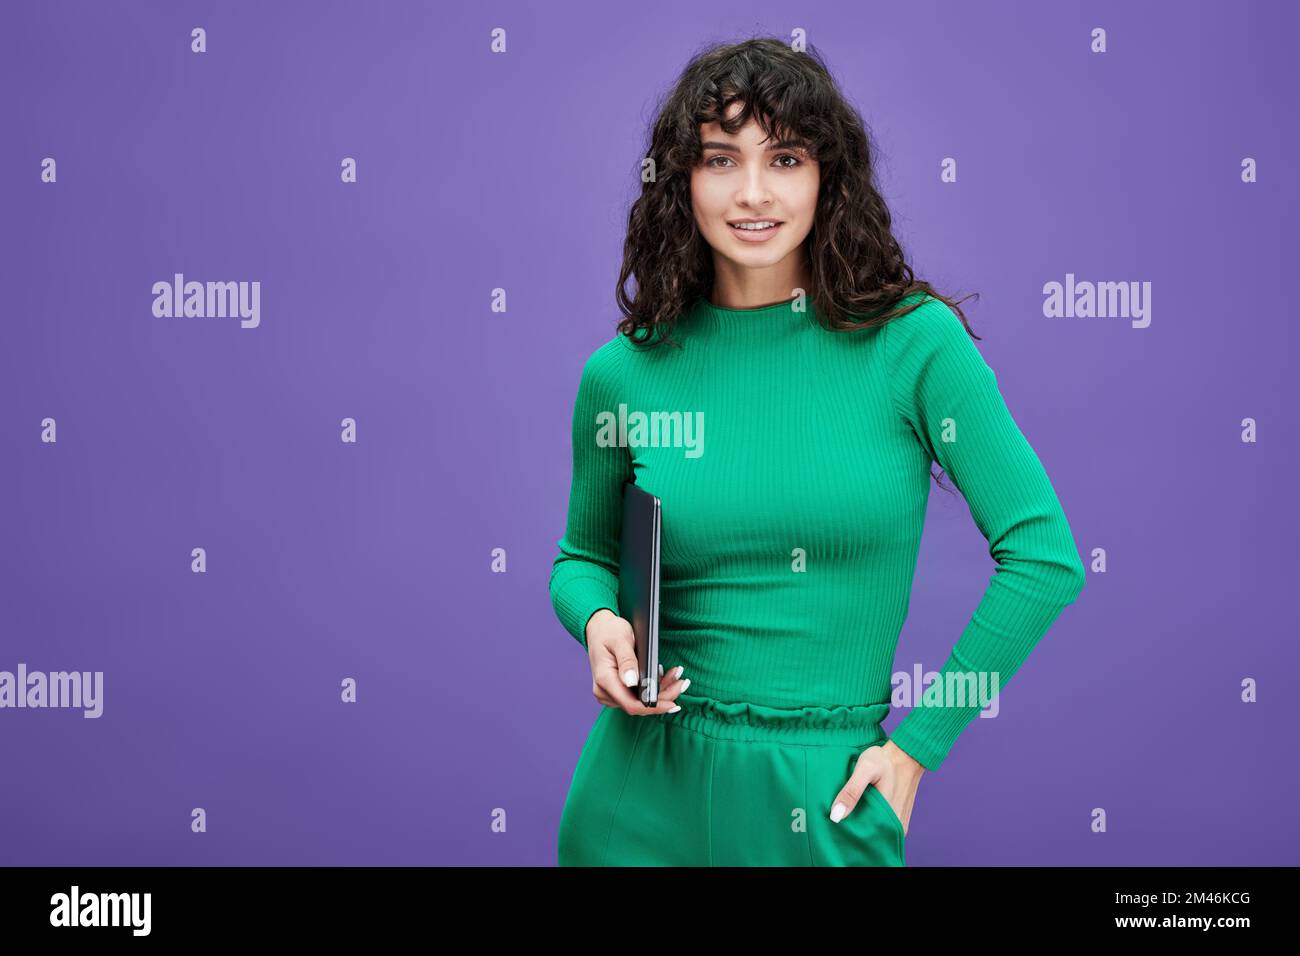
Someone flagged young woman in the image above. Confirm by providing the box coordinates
[548,37,1086,866]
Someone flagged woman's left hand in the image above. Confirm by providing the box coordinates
[828,740,925,836]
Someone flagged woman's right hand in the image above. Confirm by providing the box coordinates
[584,608,688,715]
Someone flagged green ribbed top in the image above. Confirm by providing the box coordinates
[549,292,1085,771]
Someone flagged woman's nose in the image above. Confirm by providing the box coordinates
[736,168,774,207]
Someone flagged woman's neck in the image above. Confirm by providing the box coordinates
[708,256,813,310]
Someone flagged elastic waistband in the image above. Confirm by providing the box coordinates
[661,692,890,747]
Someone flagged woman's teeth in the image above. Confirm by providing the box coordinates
[730,222,780,230]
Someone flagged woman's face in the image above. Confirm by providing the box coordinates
[690,110,820,277]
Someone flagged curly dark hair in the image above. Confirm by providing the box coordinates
[613,35,980,491]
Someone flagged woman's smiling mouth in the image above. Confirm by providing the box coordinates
[727,218,784,242]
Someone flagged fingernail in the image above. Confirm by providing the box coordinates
[830,802,847,823]
[623,669,638,687]
[658,664,663,677]
[668,704,681,713]
[674,666,685,679]
[680,678,691,692]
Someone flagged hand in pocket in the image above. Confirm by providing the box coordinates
[828,744,916,838]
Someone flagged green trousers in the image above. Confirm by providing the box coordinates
[558,693,907,866]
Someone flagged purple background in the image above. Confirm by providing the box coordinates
[2,0,1297,866]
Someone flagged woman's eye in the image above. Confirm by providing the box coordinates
[705,154,803,169]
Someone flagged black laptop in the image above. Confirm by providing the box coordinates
[618,481,662,705]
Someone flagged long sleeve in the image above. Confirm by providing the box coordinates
[549,338,633,649]
[882,297,1087,771]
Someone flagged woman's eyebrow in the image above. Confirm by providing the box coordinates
[700,139,809,152]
